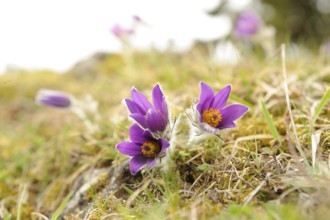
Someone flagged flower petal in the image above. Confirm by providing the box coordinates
[142,130,154,140]
[116,142,141,156]
[217,121,236,130]
[159,139,170,154]
[125,99,146,114]
[197,82,214,114]
[210,85,231,110]
[130,113,147,128]
[130,155,147,175]
[152,84,164,111]
[131,88,152,112]
[146,109,167,132]
[146,158,156,167]
[129,124,147,144]
[218,104,248,129]
[161,97,169,118]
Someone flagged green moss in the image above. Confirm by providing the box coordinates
[0,48,329,219]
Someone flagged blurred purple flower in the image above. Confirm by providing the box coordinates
[132,15,141,23]
[196,82,248,133]
[35,89,71,108]
[125,84,169,133]
[321,39,330,53]
[111,24,134,38]
[116,124,170,175]
[234,12,260,37]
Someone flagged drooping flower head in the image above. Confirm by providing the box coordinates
[233,12,260,38]
[116,123,170,175]
[196,82,248,133]
[111,24,134,38]
[125,84,169,134]
[35,89,72,108]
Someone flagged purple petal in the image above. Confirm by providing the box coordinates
[197,82,214,114]
[129,124,147,144]
[142,129,154,140]
[131,88,152,112]
[146,109,167,132]
[36,89,71,108]
[130,113,147,128]
[218,104,248,129]
[146,158,156,167]
[217,121,236,130]
[161,97,169,118]
[130,155,147,175]
[125,99,146,114]
[152,84,164,110]
[111,24,122,36]
[159,139,170,154]
[210,85,231,110]
[116,142,141,156]
[111,24,134,37]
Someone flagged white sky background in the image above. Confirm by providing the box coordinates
[0,0,251,73]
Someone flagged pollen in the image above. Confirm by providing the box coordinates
[202,108,222,128]
[141,141,161,158]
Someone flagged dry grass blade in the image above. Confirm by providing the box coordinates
[281,44,309,167]
[244,180,266,205]
[311,132,322,167]
[31,212,49,220]
[126,179,152,208]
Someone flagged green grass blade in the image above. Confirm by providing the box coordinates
[50,192,73,220]
[312,88,330,123]
[260,100,281,141]
[230,93,253,109]
[17,184,28,220]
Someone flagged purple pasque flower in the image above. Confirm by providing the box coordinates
[116,123,170,175]
[111,24,134,38]
[125,84,169,134]
[35,89,72,108]
[196,82,248,133]
[233,12,260,37]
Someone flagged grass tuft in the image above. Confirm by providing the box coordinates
[0,45,329,219]
[312,88,330,123]
[260,99,281,141]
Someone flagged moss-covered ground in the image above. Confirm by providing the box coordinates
[0,46,329,219]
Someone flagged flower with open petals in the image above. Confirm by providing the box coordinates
[116,123,170,175]
[35,89,72,108]
[233,12,260,38]
[196,82,248,133]
[125,84,169,134]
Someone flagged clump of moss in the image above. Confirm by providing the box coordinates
[0,47,329,219]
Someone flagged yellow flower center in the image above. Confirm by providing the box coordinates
[202,108,222,128]
[141,141,161,158]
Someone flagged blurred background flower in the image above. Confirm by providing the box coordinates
[36,89,72,108]
[233,12,260,38]
[1,0,330,73]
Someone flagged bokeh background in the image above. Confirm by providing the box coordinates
[1,0,329,73]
